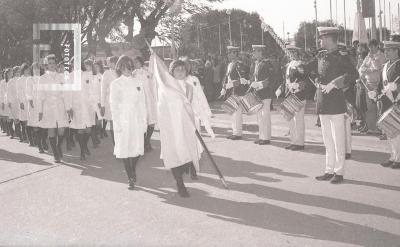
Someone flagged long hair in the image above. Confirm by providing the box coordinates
[115,55,134,77]
[94,60,105,75]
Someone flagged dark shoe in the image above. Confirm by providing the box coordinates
[330,175,344,184]
[391,162,400,169]
[285,144,294,150]
[177,184,190,197]
[226,135,234,139]
[128,178,135,190]
[315,173,334,181]
[254,140,260,144]
[189,163,198,180]
[345,153,351,160]
[379,134,387,140]
[230,135,242,140]
[258,140,270,145]
[381,160,394,167]
[291,145,305,151]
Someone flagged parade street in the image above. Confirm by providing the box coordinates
[1,102,400,247]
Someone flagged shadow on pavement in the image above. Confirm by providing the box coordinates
[0,149,53,166]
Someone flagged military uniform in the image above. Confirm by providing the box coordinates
[375,41,400,168]
[221,46,250,138]
[307,27,358,181]
[250,45,275,144]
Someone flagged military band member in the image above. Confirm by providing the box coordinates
[369,40,400,169]
[220,46,250,140]
[307,27,358,184]
[249,44,275,145]
[282,45,311,150]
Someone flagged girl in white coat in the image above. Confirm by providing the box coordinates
[38,54,70,163]
[0,71,6,133]
[8,67,20,139]
[4,69,13,137]
[100,56,118,144]
[19,64,32,145]
[133,56,157,152]
[93,61,104,140]
[110,55,147,190]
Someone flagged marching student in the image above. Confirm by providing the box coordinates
[0,71,6,133]
[110,55,147,190]
[306,27,358,184]
[133,56,157,152]
[19,63,32,145]
[4,69,14,137]
[100,56,118,145]
[249,44,276,145]
[38,54,70,163]
[282,45,311,150]
[26,62,47,153]
[67,59,97,160]
[372,40,400,169]
[93,60,104,139]
[220,46,250,140]
[7,67,20,139]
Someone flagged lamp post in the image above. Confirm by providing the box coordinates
[226,9,232,45]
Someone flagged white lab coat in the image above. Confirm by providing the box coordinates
[17,76,29,121]
[68,71,96,129]
[7,77,19,120]
[110,75,147,158]
[26,76,41,127]
[133,68,157,125]
[37,71,69,128]
[101,69,117,121]
[92,73,102,119]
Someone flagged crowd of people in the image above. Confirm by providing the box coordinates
[0,26,399,198]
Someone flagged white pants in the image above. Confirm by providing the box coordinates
[289,100,305,145]
[232,107,243,136]
[389,135,400,162]
[320,114,346,176]
[345,116,352,154]
[257,99,272,140]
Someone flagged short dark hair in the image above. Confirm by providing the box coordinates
[133,56,144,67]
[109,56,119,65]
[115,55,134,77]
[94,60,104,75]
[169,60,189,76]
[83,59,94,71]
[20,63,31,76]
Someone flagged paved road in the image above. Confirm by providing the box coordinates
[0,102,399,247]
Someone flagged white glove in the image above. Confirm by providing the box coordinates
[220,88,226,96]
[291,83,299,90]
[250,81,263,90]
[240,78,250,85]
[275,87,282,98]
[368,91,377,100]
[388,83,397,92]
[322,82,336,94]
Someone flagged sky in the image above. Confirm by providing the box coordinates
[212,0,400,39]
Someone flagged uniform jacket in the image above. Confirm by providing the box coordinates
[251,58,276,100]
[306,49,358,115]
[223,60,250,97]
[377,59,400,113]
[285,60,313,101]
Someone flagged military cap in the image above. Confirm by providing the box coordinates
[317,27,339,38]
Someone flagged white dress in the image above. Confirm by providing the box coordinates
[7,77,19,120]
[26,76,41,127]
[17,76,29,121]
[133,68,157,125]
[100,69,117,121]
[68,71,96,129]
[110,75,147,158]
[37,71,69,128]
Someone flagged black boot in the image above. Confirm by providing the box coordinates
[57,134,64,159]
[49,137,60,163]
[171,166,189,197]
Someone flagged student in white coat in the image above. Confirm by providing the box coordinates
[100,56,118,145]
[8,67,21,139]
[93,60,104,140]
[19,64,32,145]
[26,63,47,153]
[67,59,97,160]
[4,69,14,137]
[38,54,70,163]
[133,56,157,152]
[0,71,6,133]
[110,55,147,190]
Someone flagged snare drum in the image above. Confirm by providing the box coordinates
[377,105,400,139]
[279,94,305,121]
[221,95,241,115]
[240,91,263,115]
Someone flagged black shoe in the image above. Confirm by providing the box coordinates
[177,184,190,197]
[285,144,294,150]
[291,145,305,151]
[315,173,334,181]
[254,140,260,144]
[391,162,400,169]
[258,140,270,145]
[128,178,135,190]
[345,153,351,160]
[381,160,394,167]
[330,174,344,184]
[230,135,242,140]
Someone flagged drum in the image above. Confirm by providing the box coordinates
[279,94,305,121]
[377,105,400,139]
[221,95,241,115]
[240,91,263,114]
